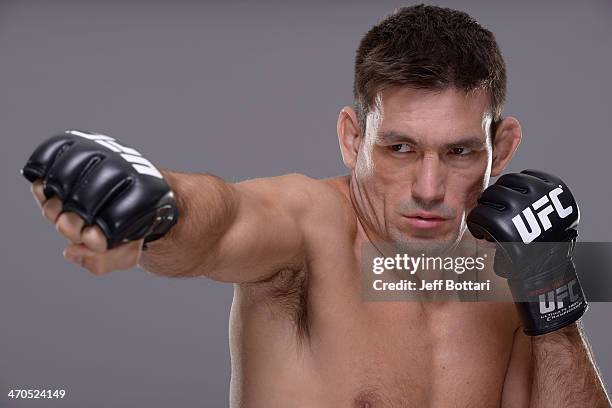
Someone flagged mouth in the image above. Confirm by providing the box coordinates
[402,213,449,229]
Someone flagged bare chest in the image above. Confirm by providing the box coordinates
[232,242,518,408]
[301,245,518,407]
[306,298,516,407]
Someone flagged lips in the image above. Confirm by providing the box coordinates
[403,213,449,229]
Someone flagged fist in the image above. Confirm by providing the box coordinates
[467,169,579,278]
[22,130,178,275]
[467,170,587,335]
[467,169,578,244]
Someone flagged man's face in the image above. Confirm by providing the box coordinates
[353,86,493,253]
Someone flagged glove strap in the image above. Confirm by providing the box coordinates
[508,259,588,335]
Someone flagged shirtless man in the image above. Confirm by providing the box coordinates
[22,5,610,407]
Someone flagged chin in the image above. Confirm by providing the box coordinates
[388,232,456,256]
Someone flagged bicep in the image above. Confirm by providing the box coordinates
[205,173,314,283]
[501,327,533,408]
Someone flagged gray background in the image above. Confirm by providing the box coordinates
[1,0,610,406]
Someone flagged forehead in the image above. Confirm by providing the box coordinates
[372,86,492,142]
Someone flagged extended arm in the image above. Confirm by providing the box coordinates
[140,171,314,281]
[24,130,349,282]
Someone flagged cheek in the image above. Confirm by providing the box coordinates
[445,152,489,207]
[447,169,487,212]
[372,153,414,204]
[356,156,411,217]
[464,177,487,212]
[354,156,388,207]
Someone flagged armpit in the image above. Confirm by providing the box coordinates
[241,265,310,343]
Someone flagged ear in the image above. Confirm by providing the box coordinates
[491,116,522,177]
[336,106,362,169]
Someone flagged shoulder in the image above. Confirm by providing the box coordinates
[265,173,359,260]
[236,172,358,245]
[299,174,358,236]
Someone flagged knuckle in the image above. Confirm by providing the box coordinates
[56,217,73,236]
[42,201,61,221]
[56,213,84,238]
[31,182,46,204]
[82,226,108,252]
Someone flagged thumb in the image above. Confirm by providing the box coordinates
[63,240,144,275]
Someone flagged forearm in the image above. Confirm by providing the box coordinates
[138,170,238,277]
[530,322,611,408]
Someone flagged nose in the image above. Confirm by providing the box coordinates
[412,153,446,207]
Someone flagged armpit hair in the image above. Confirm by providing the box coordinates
[243,264,311,345]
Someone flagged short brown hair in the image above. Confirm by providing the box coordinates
[353,5,506,135]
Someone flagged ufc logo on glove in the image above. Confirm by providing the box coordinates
[67,130,163,179]
[511,187,574,243]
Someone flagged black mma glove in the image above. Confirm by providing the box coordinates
[22,129,178,249]
[467,169,587,336]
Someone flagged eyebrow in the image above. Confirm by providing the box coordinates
[379,130,487,150]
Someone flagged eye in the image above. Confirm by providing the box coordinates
[390,144,414,153]
[450,147,473,156]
